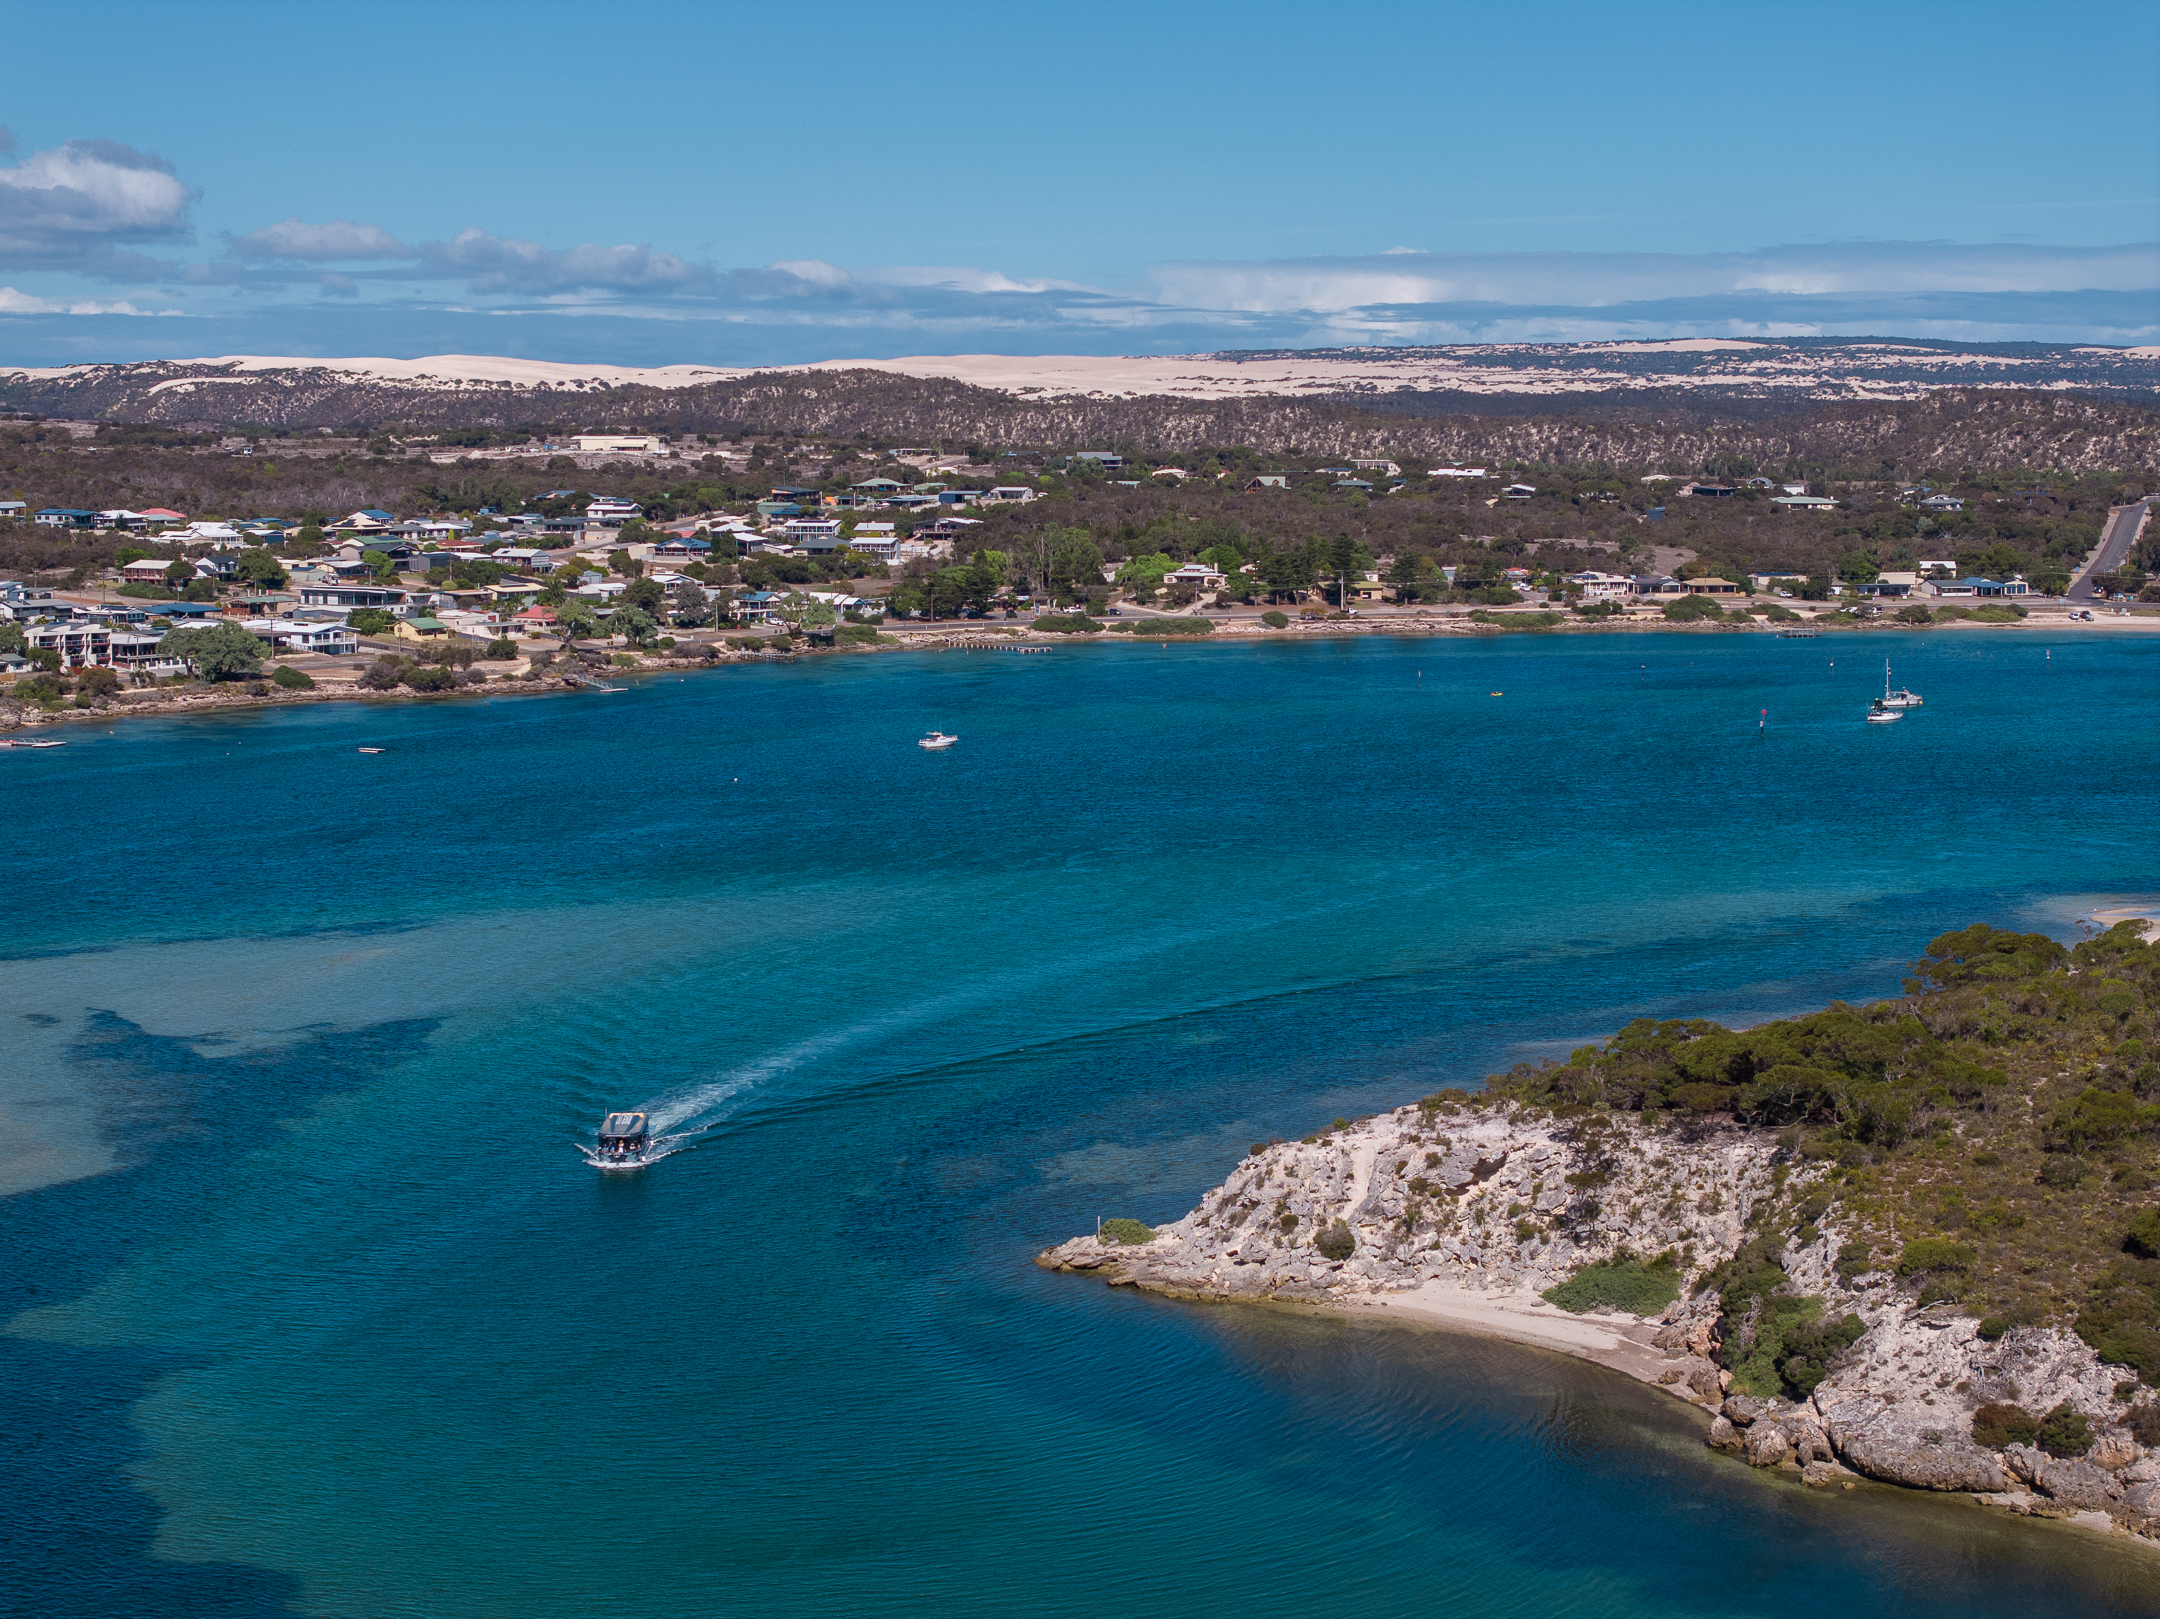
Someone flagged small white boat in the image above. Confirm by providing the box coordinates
[0,737,66,749]
[1866,700,1903,723]
[918,731,958,750]
[591,1111,653,1168]
[1879,659,1922,708]
[357,747,385,754]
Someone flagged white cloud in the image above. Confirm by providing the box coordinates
[0,138,195,270]
[416,227,713,295]
[1148,243,2160,314]
[0,285,177,315]
[229,216,409,261]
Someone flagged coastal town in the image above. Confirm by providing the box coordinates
[1,421,2152,717]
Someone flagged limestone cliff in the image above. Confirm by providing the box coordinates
[1037,1089,2160,1540]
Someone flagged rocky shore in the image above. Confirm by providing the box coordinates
[1036,1093,2160,1542]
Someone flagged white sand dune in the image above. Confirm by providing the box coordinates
[11,341,2146,402]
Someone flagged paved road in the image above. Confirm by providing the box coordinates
[2070,498,2153,601]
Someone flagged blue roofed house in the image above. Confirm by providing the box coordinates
[36,508,98,529]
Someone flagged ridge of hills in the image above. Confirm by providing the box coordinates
[3,345,2160,476]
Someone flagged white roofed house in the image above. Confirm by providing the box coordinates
[1565,570,1633,602]
[24,620,112,668]
[240,618,361,656]
[1163,561,1227,591]
[781,518,845,552]
[106,628,189,676]
[584,497,644,527]
[435,608,507,641]
[845,530,903,562]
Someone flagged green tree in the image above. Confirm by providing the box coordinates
[1978,541,2024,580]
[348,609,394,636]
[361,549,395,579]
[163,558,193,589]
[668,581,711,627]
[0,622,22,658]
[620,575,665,614]
[160,622,264,680]
[556,598,600,641]
[611,605,659,648]
[1261,546,1315,600]
[1047,529,1104,600]
[1116,552,1174,596]
[234,548,289,589]
[780,591,836,629]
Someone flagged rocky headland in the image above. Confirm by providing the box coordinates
[1039,919,2160,1542]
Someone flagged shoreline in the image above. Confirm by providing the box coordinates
[1037,1080,2160,1545]
[9,612,2155,732]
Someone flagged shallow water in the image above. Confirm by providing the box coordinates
[6,632,2159,1616]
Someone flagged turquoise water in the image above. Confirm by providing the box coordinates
[6,631,2160,1617]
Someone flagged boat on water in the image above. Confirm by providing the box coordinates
[592,1111,653,1167]
[0,737,66,749]
[357,747,385,754]
[918,731,958,750]
[1866,699,1904,723]
[1879,660,1923,708]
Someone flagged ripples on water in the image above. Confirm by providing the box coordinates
[4,635,2159,1617]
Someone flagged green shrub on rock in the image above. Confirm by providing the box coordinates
[1099,1218,1157,1245]
[1542,1259,1680,1317]
[2127,1209,2160,1259]
[1259,610,1289,628]
[2037,1402,2094,1457]
[271,665,315,690]
[1971,1402,2039,1448]
[1897,1237,1975,1276]
[1313,1221,1356,1260]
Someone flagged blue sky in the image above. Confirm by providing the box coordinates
[2,0,2156,366]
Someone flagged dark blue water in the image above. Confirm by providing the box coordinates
[7,632,2159,1617]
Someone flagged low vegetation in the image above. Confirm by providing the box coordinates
[1113,617,1212,636]
[1485,919,2160,1385]
[1542,1257,1682,1317]
[1099,1218,1159,1245]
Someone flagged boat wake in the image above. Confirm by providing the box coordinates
[573,1131,696,1170]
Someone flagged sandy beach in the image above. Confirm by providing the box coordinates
[1336,1281,1682,1389]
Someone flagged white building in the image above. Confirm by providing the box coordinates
[1163,561,1228,590]
[241,618,361,655]
[1565,570,1633,602]
[573,435,667,455]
